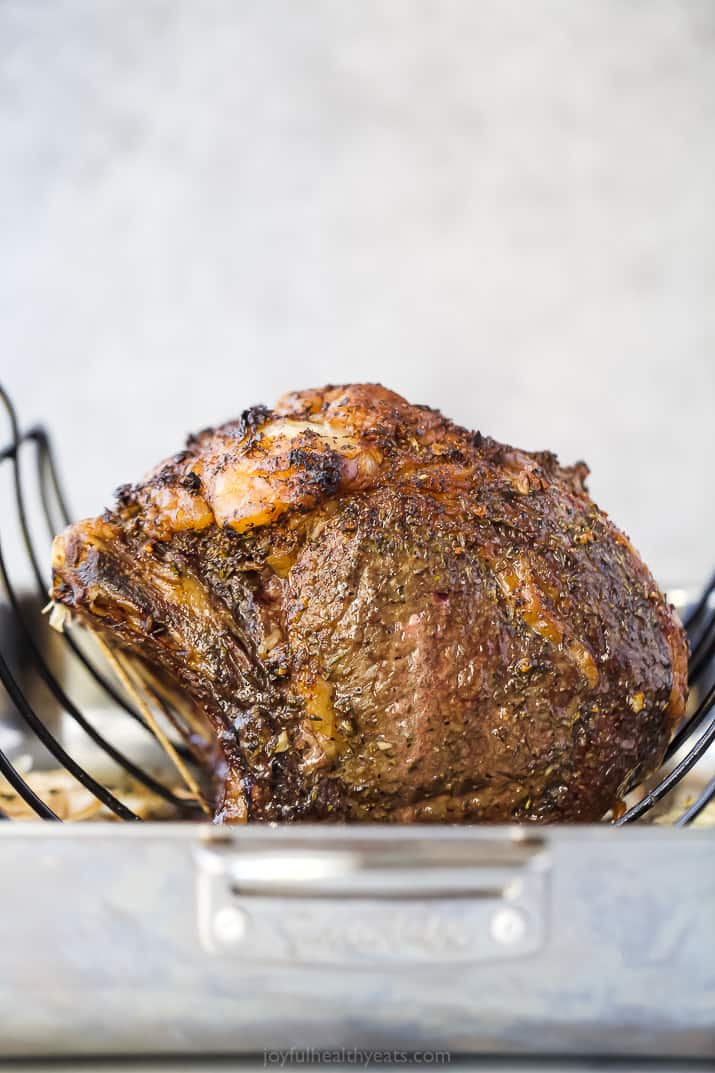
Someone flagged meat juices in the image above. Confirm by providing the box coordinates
[51,384,688,822]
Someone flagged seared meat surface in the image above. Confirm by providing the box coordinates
[51,384,688,822]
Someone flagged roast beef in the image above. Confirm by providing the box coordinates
[51,384,688,822]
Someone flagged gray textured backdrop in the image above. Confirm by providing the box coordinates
[1,0,713,587]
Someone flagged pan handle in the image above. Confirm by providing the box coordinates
[194,835,550,963]
[197,838,546,897]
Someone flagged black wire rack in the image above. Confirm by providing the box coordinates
[0,385,713,825]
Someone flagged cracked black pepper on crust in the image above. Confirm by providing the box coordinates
[51,383,689,823]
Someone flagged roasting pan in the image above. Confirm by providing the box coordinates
[0,823,713,1060]
[0,386,713,1061]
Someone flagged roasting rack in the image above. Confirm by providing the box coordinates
[0,384,713,826]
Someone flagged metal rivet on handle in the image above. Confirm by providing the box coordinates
[490,906,527,945]
[213,905,248,945]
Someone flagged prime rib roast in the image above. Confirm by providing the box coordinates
[51,384,688,823]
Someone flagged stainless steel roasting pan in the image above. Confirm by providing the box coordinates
[0,823,712,1060]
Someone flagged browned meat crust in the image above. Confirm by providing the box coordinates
[51,384,688,823]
